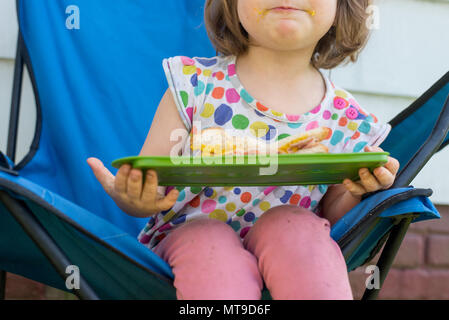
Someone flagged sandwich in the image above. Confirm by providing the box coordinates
[277,127,331,154]
[191,126,330,156]
[190,127,276,156]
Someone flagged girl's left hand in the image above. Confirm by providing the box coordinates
[342,146,400,198]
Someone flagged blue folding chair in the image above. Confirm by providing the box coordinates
[0,0,447,300]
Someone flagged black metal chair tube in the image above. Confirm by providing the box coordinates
[0,191,99,300]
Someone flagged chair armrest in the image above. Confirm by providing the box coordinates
[331,186,439,271]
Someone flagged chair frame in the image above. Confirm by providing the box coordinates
[1,25,448,300]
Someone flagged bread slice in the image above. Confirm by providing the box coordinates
[277,127,331,154]
[192,126,330,156]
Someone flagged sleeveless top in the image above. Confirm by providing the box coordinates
[137,54,391,249]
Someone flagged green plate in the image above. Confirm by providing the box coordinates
[111,153,389,186]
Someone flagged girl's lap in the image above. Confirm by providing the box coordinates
[154,204,333,259]
[248,204,331,236]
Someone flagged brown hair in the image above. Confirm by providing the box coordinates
[204,0,372,69]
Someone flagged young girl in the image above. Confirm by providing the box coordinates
[88,0,400,299]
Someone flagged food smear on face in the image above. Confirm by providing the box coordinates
[254,7,269,21]
[306,9,316,16]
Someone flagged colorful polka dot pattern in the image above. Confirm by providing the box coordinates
[137,55,391,249]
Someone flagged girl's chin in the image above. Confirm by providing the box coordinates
[274,20,304,36]
[266,30,304,47]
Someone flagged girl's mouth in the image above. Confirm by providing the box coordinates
[256,7,315,18]
[269,7,315,16]
[271,6,299,12]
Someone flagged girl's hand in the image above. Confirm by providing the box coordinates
[86,157,179,218]
[342,146,400,198]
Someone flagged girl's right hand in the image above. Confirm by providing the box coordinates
[86,157,179,218]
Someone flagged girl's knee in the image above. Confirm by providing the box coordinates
[253,205,330,234]
[243,205,333,253]
[155,218,243,259]
[157,219,263,299]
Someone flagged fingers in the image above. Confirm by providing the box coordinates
[343,147,400,198]
[363,146,399,188]
[89,158,179,214]
[155,188,180,211]
[86,157,115,194]
[344,164,397,198]
[383,156,400,176]
[142,170,179,211]
[115,164,132,194]
[141,170,158,203]
[373,166,395,189]
[359,168,382,192]
[127,168,143,200]
[343,179,366,197]
[364,145,383,153]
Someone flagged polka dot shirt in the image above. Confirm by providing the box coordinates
[138,55,391,249]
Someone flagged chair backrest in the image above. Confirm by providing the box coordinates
[380,71,449,184]
[14,0,215,236]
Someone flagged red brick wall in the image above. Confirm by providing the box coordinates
[5,273,46,300]
[4,273,76,300]
[4,205,449,300]
[349,204,449,299]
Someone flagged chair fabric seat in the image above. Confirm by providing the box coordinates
[0,168,439,299]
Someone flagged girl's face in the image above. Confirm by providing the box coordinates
[237,0,337,52]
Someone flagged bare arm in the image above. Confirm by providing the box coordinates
[139,88,189,157]
[138,88,190,198]
[320,184,361,226]
[87,88,189,217]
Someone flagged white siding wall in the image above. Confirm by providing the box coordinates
[0,0,448,203]
[331,0,449,204]
[0,0,36,165]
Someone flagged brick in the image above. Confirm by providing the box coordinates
[395,269,430,299]
[436,205,449,216]
[376,268,426,300]
[5,273,46,300]
[5,273,77,300]
[424,269,449,299]
[399,269,449,300]
[410,205,449,234]
[348,267,367,299]
[392,234,424,268]
[359,234,424,269]
[427,235,449,267]
[377,269,449,300]
[348,267,404,300]
[346,266,449,300]
[349,266,403,300]
[45,286,78,300]
[376,268,403,299]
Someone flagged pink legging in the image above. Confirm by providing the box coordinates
[153,205,353,300]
